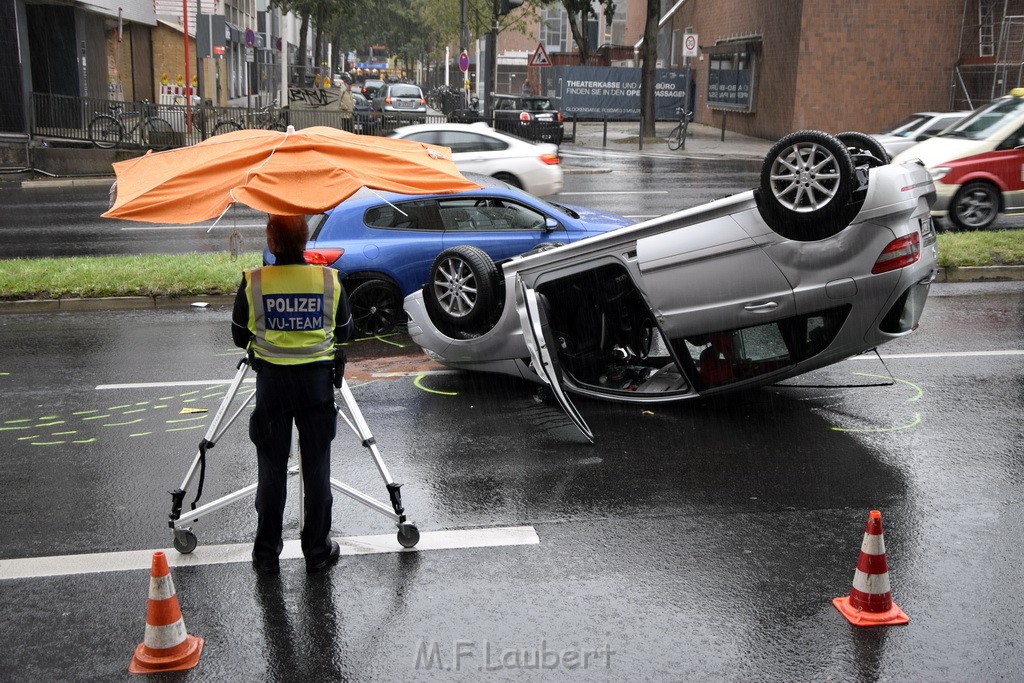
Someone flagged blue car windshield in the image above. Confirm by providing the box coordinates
[941,97,1024,140]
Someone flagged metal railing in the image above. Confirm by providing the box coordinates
[29,93,451,149]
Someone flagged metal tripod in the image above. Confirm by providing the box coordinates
[167,355,420,553]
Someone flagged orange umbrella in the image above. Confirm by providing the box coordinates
[103,125,481,224]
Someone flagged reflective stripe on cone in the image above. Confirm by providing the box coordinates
[832,510,909,626]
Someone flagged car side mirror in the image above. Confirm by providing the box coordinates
[916,133,932,141]
[544,217,558,232]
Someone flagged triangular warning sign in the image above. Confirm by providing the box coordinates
[529,42,551,67]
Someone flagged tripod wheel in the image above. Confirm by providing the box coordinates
[173,530,198,554]
[397,523,420,548]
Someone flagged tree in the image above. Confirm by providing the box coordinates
[540,0,616,64]
[640,0,659,137]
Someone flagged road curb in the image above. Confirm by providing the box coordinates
[1,269,1021,315]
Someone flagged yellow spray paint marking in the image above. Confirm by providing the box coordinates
[182,398,198,403]
[202,392,225,399]
[0,425,32,432]
[832,412,922,433]
[159,396,175,401]
[853,372,924,401]
[166,416,207,424]
[107,404,131,410]
[180,391,201,397]
[828,372,925,433]
[17,435,40,441]
[103,418,144,427]
[51,431,77,435]
[0,372,9,376]
[30,440,65,446]
[38,416,59,420]
[35,420,65,427]
[73,438,96,443]
[154,404,168,409]
[166,425,206,432]
[4,419,31,424]
[374,336,406,348]
[413,373,458,396]
[130,432,153,437]
[179,408,209,414]
[134,401,151,405]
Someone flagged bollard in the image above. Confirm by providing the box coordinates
[638,119,643,151]
[602,116,607,147]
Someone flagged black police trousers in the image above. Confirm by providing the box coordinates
[249,361,337,566]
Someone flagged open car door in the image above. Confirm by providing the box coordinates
[516,277,595,442]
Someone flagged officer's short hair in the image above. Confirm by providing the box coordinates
[266,214,308,259]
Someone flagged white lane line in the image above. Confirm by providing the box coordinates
[558,190,668,195]
[846,350,1024,360]
[0,526,540,580]
[95,369,458,390]
[119,223,265,231]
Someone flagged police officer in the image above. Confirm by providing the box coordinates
[232,214,353,575]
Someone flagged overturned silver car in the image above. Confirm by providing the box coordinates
[404,131,939,440]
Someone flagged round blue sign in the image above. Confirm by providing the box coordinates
[458,50,469,73]
[245,28,256,48]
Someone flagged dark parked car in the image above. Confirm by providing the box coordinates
[351,92,377,135]
[361,78,385,100]
[492,94,564,145]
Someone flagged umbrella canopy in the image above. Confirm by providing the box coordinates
[103,125,481,224]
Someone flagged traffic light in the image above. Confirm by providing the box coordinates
[499,0,524,16]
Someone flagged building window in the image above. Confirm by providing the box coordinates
[541,7,569,53]
[706,42,758,112]
[670,29,680,67]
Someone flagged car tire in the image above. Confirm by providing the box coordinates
[348,279,402,337]
[493,172,522,189]
[758,130,855,241]
[949,180,1000,231]
[425,246,499,334]
[836,131,890,168]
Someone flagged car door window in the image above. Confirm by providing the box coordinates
[438,197,547,232]
[400,131,443,146]
[363,200,439,231]
[308,212,329,239]
[439,131,507,153]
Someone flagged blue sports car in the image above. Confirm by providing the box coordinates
[264,175,634,336]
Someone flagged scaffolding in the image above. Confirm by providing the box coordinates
[954,0,1024,109]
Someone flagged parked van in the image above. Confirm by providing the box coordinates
[892,88,1024,229]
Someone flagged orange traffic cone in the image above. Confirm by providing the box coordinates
[833,510,909,626]
[129,551,204,674]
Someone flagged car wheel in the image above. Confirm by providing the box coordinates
[836,132,890,168]
[949,180,999,230]
[493,172,521,189]
[758,130,855,240]
[348,279,402,337]
[425,246,499,333]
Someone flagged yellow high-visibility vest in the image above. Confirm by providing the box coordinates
[245,265,341,365]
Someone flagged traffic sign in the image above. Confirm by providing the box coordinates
[459,50,469,73]
[529,42,551,67]
[683,33,698,57]
[245,28,255,48]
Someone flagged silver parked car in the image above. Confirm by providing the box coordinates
[871,111,970,158]
[403,131,939,440]
[372,83,427,125]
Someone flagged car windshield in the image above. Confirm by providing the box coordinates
[884,114,932,137]
[390,85,421,98]
[941,96,1024,140]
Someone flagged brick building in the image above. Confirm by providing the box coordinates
[498,0,1020,139]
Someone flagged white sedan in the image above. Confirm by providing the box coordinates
[389,122,563,197]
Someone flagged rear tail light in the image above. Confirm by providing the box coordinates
[557,112,564,123]
[540,153,560,165]
[419,98,426,105]
[384,97,393,104]
[519,112,531,122]
[303,248,345,266]
[872,232,920,274]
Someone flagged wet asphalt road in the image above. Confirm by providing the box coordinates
[0,282,1022,680]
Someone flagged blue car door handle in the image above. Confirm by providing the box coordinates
[744,301,778,312]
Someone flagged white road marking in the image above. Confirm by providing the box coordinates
[95,369,458,390]
[119,223,265,231]
[559,190,668,195]
[846,350,1024,360]
[0,526,540,580]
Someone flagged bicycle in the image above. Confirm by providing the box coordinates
[211,100,287,135]
[667,106,692,151]
[88,101,175,151]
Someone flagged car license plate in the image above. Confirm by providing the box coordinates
[398,101,413,108]
[919,216,934,238]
